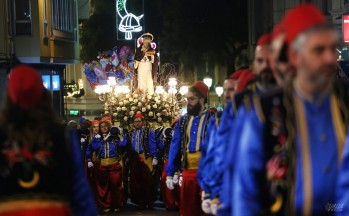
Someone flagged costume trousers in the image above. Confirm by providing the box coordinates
[129,154,155,206]
[95,162,124,209]
[161,160,180,210]
[180,169,209,216]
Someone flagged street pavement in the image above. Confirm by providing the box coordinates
[98,200,179,216]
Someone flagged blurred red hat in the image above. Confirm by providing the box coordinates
[271,23,285,40]
[91,120,99,126]
[191,81,209,99]
[257,34,271,46]
[230,69,248,80]
[7,64,45,109]
[237,69,255,91]
[100,116,112,126]
[283,3,326,45]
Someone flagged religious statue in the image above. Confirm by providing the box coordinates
[134,33,158,94]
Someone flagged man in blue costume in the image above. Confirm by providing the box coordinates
[197,76,237,214]
[201,33,276,215]
[129,113,158,208]
[166,81,215,216]
[233,3,349,215]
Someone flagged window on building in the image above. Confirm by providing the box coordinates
[14,0,32,36]
[345,0,349,7]
[51,0,77,40]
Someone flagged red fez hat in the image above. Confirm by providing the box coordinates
[237,69,255,91]
[91,120,99,126]
[257,34,271,46]
[100,116,112,126]
[230,69,248,80]
[283,3,326,45]
[7,65,45,109]
[271,23,284,40]
[191,81,209,99]
[134,113,143,119]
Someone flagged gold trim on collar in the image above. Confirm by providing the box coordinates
[253,95,265,123]
[186,116,194,152]
[294,94,313,216]
[196,114,206,151]
[330,95,346,164]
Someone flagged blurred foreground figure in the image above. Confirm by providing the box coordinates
[0,65,96,216]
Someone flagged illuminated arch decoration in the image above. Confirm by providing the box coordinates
[117,0,144,40]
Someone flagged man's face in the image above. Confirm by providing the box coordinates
[133,117,143,129]
[293,29,338,91]
[223,79,236,101]
[254,44,274,84]
[92,124,99,134]
[186,91,202,116]
[100,122,109,134]
[269,33,295,86]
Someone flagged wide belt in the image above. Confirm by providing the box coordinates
[100,157,120,166]
[186,152,201,169]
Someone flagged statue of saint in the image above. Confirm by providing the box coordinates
[134,33,158,94]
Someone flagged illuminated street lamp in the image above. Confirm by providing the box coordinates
[215,84,224,104]
[168,77,177,87]
[179,86,189,95]
[203,76,212,106]
[155,85,165,95]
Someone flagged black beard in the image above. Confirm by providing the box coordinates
[256,68,275,86]
[187,102,202,116]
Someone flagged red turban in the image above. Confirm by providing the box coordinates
[7,65,45,109]
[191,81,209,99]
[100,116,112,126]
[283,3,326,45]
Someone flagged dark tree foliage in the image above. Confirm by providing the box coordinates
[79,0,117,63]
[154,0,248,73]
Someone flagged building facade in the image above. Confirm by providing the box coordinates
[0,0,81,116]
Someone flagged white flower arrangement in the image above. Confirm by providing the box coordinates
[110,92,180,128]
